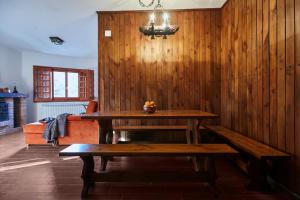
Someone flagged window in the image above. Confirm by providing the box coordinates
[33,66,94,102]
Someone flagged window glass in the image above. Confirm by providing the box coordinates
[68,72,79,98]
[53,71,66,97]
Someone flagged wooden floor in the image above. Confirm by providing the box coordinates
[0,132,291,200]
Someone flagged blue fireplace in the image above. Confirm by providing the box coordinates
[0,103,9,122]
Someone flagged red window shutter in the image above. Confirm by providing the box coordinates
[79,70,94,101]
[87,70,94,100]
[33,66,52,102]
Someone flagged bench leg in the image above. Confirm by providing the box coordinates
[113,130,121,144]
[100,156,108,171]
[246,159,270,190]
[205,157,219,198]
[80,156,95,198]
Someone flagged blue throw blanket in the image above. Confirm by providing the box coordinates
[42,113,70,143]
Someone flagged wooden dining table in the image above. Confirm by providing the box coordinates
[82,110,218,171]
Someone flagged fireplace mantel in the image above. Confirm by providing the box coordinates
[0,93,28,98]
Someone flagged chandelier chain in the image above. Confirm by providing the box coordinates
[139,0,155,8]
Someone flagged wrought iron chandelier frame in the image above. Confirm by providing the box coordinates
[138,0,179,39]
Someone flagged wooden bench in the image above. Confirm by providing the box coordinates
[112,125,189,143]
[113,125,188,131]
[204,125,290,190]
[59,144,238,198]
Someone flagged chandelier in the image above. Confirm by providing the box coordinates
[139,0,179,39]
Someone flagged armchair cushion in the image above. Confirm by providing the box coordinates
[23,122,46,134]
[67,115,82,121]
[86,101,98,114]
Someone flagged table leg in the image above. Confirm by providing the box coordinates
[185,121,192,144]
[80,156,95,198]
[99,119,113,171]
[188,119,204,172]
[99,119,113,144]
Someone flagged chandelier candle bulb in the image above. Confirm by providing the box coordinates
[163,13,169,22]
[150,13,155,23]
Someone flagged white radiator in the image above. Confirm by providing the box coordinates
[37,102,88,120]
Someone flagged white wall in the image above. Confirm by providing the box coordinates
[0,45,22,90]
[21,51,97,123]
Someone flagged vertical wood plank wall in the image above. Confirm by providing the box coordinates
[98,10,221,125]
[221,0,300,194]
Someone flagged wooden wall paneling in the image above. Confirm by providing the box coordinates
[251,0,258,140]
[208,10,214,124]
[130,13,136,125]
[140,13,147,126]
[241,0,248,134]
[114,14,121,125]
[135,13,142,124]
[295,0,300,190]
[104,15,111,113]
[155,19,162,125]
[220,7,225,126]
[228,0,234,128]
[269,0,278,147]
[200,12,206,112]
[246,0,252,137]
[204,11,212,111]
[108,14,113,113]
[177,11,184,109]
[119,13,126,124]
[233,0,238,130]
[110,14,117,115]
[215,11,222,124]
[183,11,189,110]
[194,11,201,110]
[285,0,296,190]
[172,12,180,125]
[221,0,299,194]
[125,13,131,125]
[236,0,241,132]
[257,0,264,142]
[277,0,286,151]
[132,12,138,115]
[285,0,295,155]
[110,14,116,113]
[98,14,105,111]
[230,0,236,129]
[98,10,221,126]
[167,12,174,111]
[262,0,270,144]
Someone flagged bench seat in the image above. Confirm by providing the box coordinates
[204,125,290,160]
[59,143,238,157]
[59,144,238,197]
[113,125,188,131]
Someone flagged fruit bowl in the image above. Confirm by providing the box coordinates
[143,105,157,114]
[143,101,157,114]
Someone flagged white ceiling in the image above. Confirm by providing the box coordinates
[0,0,227,58]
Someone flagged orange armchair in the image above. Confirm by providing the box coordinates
[23,101,99,145]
